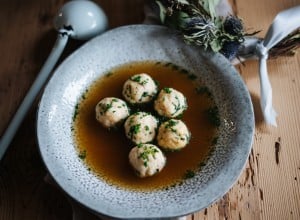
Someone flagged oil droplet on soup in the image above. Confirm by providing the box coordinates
[72,61,219,191]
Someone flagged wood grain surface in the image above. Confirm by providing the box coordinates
[0,0,300,219]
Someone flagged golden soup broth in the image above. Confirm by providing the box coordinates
[73,61,218,191]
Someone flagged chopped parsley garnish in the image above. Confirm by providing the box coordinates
[131,75,141,83]
[81,93,86,100]
[171,96,183,116]
[73,103,80,121]
[184,170,195,179]
[102,102,113,113]
[206,106,221,127]
[138,145,159,167]
[131,75,149,85]
[195,86,212,97]
[199,161,206,168]
[180,69,189,75]
[129,124,141,136]
[78,150,87,160]
[171,64,179,70]
[142,92,149,98]
[99,99,119,113]
[164,62,172,67]
[165,119,179,129]
[188,73,197,80]
[105,72,113,77]
[212,137,218,145]
[163,87,172,94]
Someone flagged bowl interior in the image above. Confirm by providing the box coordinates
[37,24,254,219]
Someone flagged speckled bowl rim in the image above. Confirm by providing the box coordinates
[37,24,254,219]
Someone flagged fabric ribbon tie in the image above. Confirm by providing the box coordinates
[253,5,300,126]
[143,2,300,127]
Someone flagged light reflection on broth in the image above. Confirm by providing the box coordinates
[73,61,218,191]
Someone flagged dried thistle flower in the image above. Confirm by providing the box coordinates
[156,0,247,59]
[156,0,300,60]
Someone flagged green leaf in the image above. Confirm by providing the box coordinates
[156,1,167,23]
[166,11,190,29]
[201,0,220,18]
[177,0,190,4]
[176,11,190,28]
[209,38,222,52]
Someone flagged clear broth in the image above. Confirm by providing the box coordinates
[73,61,218,191]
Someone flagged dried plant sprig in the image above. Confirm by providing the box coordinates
[156,0,247,60]
[269,28,300,59]
[155,0,300,61]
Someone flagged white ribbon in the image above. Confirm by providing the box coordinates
[255,5,300,126]
[143,2,300,126]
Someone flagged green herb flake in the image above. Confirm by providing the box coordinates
[171,64,179,70]
[130,124,141,136]
[184,169,195,179]
[165,119,179,129]
[78,150,87,160]
[171,96,183,116]
[105,72,113,77]
[73,103,80,121]
[138,145,159,167]
[180,69,189,75]
[163,87,172,94]
[199,161,206,168]
[206,106,221,127]
[164,62,172,67]
[188,73,197,80]
[195,86,212,97]
[212,136,218,145]
[102,102,113,113]
[131,75,141,83]
[142,92,149,98]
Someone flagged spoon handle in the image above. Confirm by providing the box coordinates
[0,33,69,161]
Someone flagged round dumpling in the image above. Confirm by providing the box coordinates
[157,119,191,151]
[129,144,166,178]
[124,112,158,144]
[95,97,130,128]
[154,87,187,118]
[122,73,158,104]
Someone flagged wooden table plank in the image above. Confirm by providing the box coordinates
[0,0,300,219]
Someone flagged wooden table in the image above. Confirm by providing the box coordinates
[0,0,300,219]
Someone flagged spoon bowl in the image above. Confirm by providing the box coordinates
[54,0,108,40]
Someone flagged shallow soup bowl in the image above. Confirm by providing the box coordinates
[37,24,254,219]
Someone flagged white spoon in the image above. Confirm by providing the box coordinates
[0,0,108,160]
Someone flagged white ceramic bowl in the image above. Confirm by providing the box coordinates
[37,25,254,219]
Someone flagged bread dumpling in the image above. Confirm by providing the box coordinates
[157,119,191,151]
[154,87,187,118]
[124,112,158,144]
[122,73,158,104]
[129,144,166,177]
[95,97,130,128]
